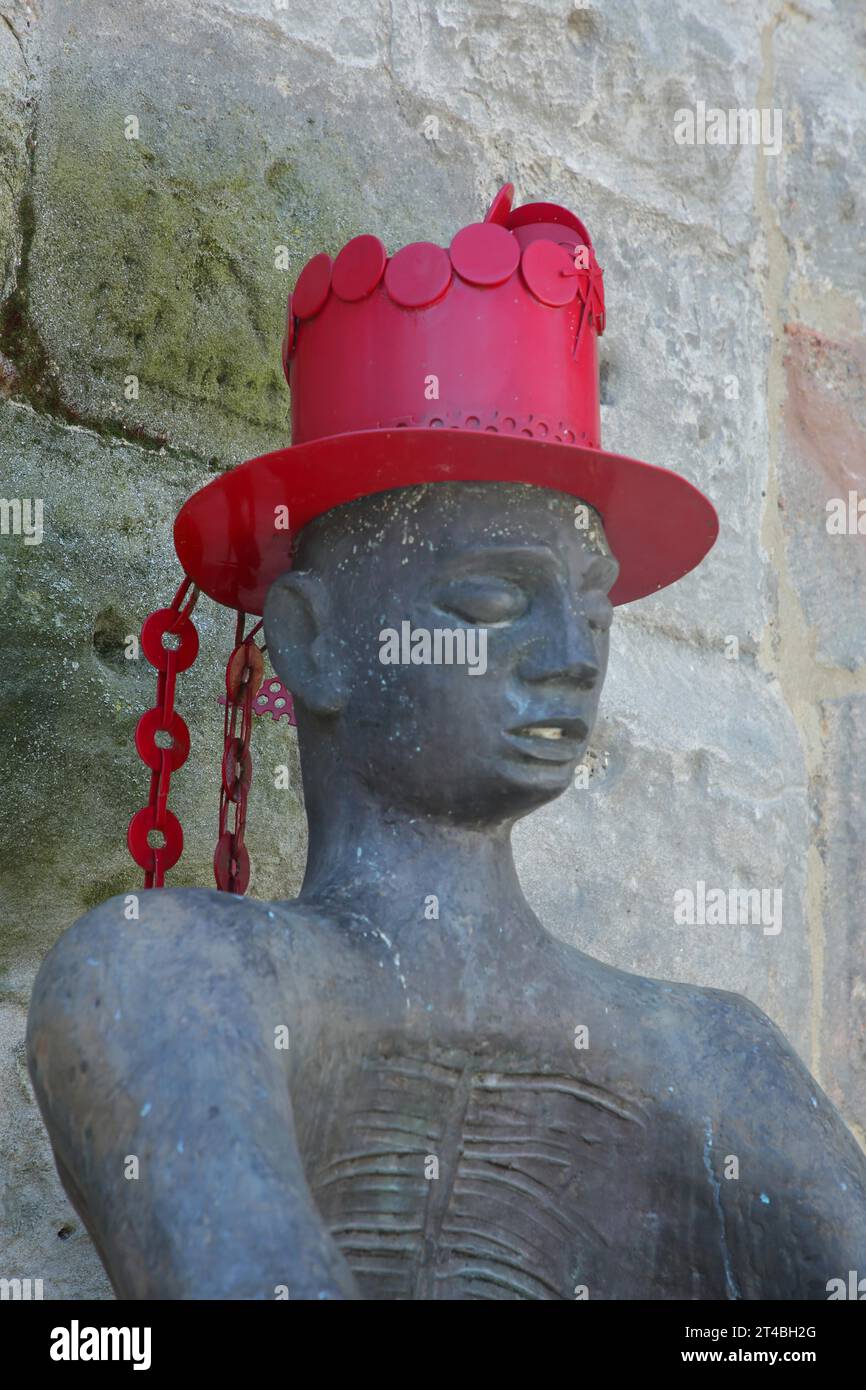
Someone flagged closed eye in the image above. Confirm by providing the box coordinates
[433,575,529,625]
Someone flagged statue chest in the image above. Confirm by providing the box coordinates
[304,1045,650,1300]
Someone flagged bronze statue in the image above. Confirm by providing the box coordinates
[27,187,866,1299]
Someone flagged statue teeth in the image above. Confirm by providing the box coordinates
[528,726,563,739]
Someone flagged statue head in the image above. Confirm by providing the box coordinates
[264,481,617,828]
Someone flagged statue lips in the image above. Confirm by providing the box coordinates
[504,716,589,763]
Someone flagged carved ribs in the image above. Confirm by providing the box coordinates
[311,1051,642,1300]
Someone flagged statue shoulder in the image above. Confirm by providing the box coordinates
[689,984,866,1293]
[667,979,832,1117]
[63,885,266,945]
[33,888,292,1003]
[630,976,866,1295]
[690,983,820,1099]
[643,975,861,1151]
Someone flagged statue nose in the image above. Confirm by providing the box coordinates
[519,615,601,690]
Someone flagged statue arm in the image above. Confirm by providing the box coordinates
[712,993,866,1300]
[27,890,358,1300]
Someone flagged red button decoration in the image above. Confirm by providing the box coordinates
[332,234,387,302]
[520,239,579,308]
[293,252,333,319]
[483,182,514,226]
[449,222,520,287]
[507,201,592,248]
[384,241,452,308]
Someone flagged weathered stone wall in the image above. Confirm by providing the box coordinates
[0,0,863,1298]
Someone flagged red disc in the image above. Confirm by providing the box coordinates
[521,239,578,308]
[214,832,251,893]
[225,642,264,702]
[128,807,183,873]
[483,182,514,226]
[135,707,191,772]
[384,242,451,309]
[221,737,252,802]
[449,222,520,287]
[141,608,199,673]
[293,252,332,319]
[507,201,592,247]
[332,234,387,302]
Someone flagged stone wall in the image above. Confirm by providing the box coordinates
[0,0,863,1298]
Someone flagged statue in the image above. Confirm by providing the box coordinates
[27,185,866,1300]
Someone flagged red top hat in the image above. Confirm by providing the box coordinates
[173,183,717,612]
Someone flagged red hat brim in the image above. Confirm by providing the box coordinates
[174,429,718,614]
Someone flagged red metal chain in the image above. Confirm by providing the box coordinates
[128,586,269,894]
[214,612,265,893]
[128,577,200,888]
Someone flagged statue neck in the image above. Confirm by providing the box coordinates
[296,774,543,949]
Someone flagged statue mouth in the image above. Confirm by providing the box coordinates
[505,718,588,762]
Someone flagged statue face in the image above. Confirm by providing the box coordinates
[270,483,617,825]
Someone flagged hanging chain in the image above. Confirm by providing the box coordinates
[127,577,200,888]
[214,612,265,894]
[128,584,270,895]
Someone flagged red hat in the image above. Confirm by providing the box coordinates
[174,182,718,612]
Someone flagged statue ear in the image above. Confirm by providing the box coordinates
[263,570,346,716]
